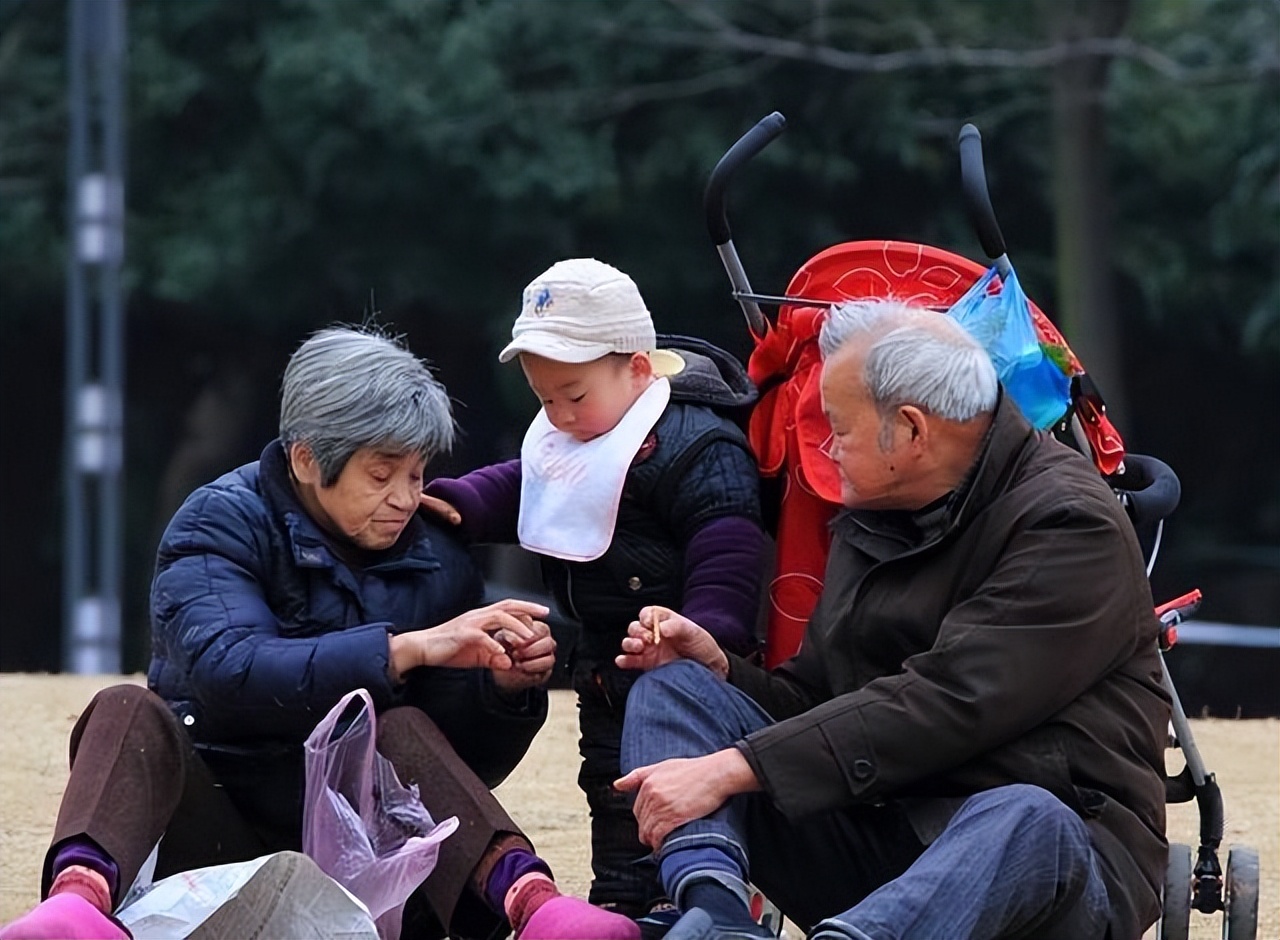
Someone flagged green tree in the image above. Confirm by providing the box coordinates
[1,0,1275,669]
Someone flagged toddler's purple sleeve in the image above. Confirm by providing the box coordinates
[680,516,765,657]
[424,458,522,544]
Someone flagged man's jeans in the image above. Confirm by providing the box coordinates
[620,661,1110,940]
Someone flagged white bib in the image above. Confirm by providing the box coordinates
[518,378,671,562]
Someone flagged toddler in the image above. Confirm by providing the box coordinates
[425,258,765,930]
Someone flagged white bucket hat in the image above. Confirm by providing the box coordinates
[499,259,682,376]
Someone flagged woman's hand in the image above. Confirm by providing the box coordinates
[492,617,557,691]
[614,748,760,848]
[388,599,550,681]
[614,606,729,679]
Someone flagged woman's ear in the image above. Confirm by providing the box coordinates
[288,441,322,486]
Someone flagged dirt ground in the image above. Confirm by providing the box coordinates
[1,674,1275,938]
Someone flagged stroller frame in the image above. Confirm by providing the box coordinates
[700,112,1261,940]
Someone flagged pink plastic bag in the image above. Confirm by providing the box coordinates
[303,689,458,940]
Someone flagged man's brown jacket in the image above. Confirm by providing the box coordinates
[729,395,1170,940]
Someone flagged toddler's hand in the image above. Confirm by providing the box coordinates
[418,493,461,525]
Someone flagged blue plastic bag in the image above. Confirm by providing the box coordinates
[946,265,1071,429]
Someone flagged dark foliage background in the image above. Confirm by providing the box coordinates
[1,0,1276,670]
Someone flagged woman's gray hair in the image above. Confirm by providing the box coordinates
[280,326,455,486]
[819,299,998,427]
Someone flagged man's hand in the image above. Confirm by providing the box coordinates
[614,748,761,848]
[388,599,550,682]
[615,606,729,679]
[418,492,461,526]
[491,617,557,692]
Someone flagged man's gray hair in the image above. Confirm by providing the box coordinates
[819,299,998,423]
[280,326,455,486]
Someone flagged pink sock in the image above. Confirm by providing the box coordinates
[504,872,560,935]
[49,867,112,915]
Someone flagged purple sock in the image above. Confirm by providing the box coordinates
[484,848,553,912]
[51,838,120,902]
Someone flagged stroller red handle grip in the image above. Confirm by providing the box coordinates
[705,112,787,247]
[1155,588,1203,622]
[958,124,1009,262]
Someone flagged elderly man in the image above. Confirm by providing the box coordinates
[614,300,1170,940]
[3,326,637,940]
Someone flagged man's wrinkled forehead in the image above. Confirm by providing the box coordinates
[820,342,873,406]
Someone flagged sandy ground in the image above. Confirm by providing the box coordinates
[1,674,1275,939]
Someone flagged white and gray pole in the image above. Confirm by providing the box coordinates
[63,0,127,674]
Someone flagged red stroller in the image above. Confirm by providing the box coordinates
[701,113,1260,940]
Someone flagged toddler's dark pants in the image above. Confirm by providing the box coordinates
[573,662,662,917]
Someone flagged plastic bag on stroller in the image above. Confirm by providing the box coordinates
[946,264,1072,430]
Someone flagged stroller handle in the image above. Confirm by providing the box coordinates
[958,124,1009,266]
[705,112,787,339]
[705,111,787,246]
[1110,452,1182,528]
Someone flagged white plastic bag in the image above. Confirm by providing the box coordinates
[116,850,379,939]
[303,689,458,940]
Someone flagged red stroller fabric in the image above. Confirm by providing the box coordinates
[747,241,1124,667]
[747,304,842,668]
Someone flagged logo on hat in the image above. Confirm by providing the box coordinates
[533,287,553,316]
[500,258,657,364]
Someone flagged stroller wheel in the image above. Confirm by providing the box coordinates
[1158,842,1192,940]
[1223,844,1260,940]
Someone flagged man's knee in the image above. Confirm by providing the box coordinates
[628,660,725,718]
[965,785,1108,935]
[986,784,1079,823]
[969,784,1092,855]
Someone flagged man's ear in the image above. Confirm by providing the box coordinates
[288,442,322,486]
[899,405,929,447]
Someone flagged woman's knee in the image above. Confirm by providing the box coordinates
[376,704,451,756]
[70,684,180,762]
[84,683,167,715]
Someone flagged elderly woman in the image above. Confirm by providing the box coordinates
[2,327,637,940]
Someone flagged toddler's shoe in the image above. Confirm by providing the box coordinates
[664,907,774,940]
[636,897,682,940]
